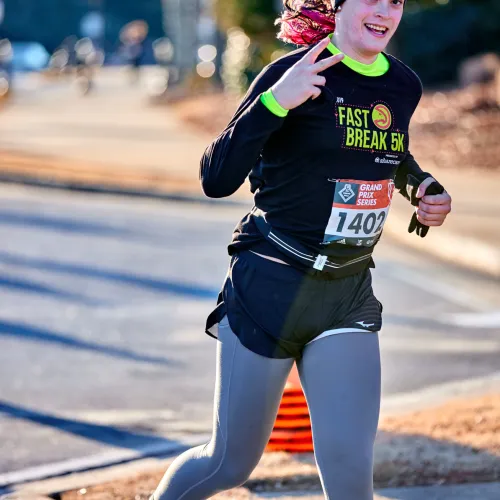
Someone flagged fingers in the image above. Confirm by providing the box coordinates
[304,36,332,64]
[417,189,451,225]
[311,75,326,87]
[416,202,449,226]
[418,200,451,214]
[416,215,444,227]
[311,53,345,73]
[416,210,445,222]
[421,192,452,205]
[310,86,322,100]
[416,177,435,198]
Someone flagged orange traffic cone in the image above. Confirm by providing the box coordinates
[266,364,313,452]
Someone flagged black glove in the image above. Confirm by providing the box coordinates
[406,174,445,238]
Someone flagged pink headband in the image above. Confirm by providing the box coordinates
[279,6,336,45]
[300,7,336,30]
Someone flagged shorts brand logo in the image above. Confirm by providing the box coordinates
[356,321,375,328]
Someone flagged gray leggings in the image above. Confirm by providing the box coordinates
[152,317,381,500]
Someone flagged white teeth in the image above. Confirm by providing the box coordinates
[366,24,388,33]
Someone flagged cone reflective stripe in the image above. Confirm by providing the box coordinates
[266,364,313,453]
[275,406,310,416]
[266,441,314,452]
[273,416,311,428]
[269,429,312,440]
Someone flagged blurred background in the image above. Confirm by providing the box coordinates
[0,0,499,497]
[1,0,499,97]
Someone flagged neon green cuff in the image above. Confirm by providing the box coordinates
[260,89,289,118]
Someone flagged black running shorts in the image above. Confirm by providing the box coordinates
[206,249,383,359]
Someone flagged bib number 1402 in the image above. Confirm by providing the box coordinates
[335,210,386,236]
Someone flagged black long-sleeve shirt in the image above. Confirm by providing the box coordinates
[200,42,427,274]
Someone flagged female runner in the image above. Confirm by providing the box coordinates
[151,1,452,498]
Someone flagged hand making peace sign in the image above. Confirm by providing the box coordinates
[271,36,344,111]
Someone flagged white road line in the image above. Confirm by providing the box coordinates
[381,371,500,416]
[443,310,500,328]
[384,264,493,312]
[59,409,177,424]
[380,337,500,353]
[385,210,500,279]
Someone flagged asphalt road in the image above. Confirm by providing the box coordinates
[0,185,499,480]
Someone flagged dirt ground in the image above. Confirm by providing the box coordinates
[60,393,500,500]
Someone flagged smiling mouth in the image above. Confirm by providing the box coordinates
[365,23,389,37]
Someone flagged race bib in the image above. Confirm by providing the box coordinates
[323,179,395,247]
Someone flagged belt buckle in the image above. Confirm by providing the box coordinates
[313,254,328,271]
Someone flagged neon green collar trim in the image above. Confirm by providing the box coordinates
[327,34,389,77]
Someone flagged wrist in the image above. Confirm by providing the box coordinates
[260,88,289,117]
[270,85,291,110]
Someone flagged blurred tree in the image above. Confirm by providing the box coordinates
[214,0,281,56]
[393,0,500,86]
[215,0,276,36]
[214,0,284,93]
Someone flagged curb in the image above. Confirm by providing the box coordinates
[380,371,500,416]
[384,208,500,279]
[0,435,210,495]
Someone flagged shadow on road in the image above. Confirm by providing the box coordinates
[0,319,182,367]
[0,251,219,299]
[0,209,137,238]
[0,276,103,305]
[0,400,181,450]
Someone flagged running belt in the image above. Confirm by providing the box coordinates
[251,207,373,273]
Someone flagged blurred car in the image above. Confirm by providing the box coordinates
[9,41,50,72]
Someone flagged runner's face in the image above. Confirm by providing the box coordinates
[334,0,404,59]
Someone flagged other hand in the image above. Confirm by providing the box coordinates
[415,177,452,227]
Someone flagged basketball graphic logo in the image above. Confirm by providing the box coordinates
[372,104,392,130]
